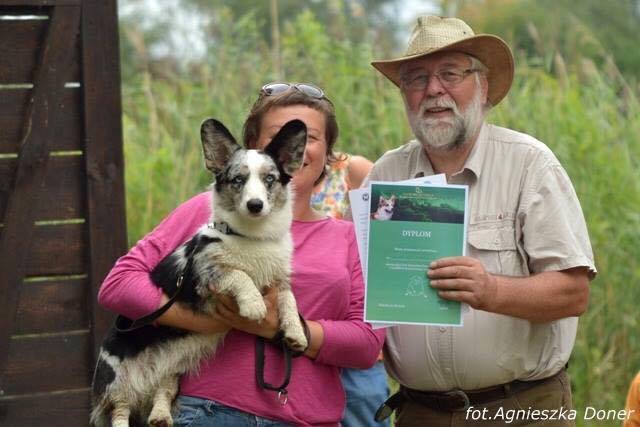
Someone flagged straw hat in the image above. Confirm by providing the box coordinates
[371,15,514,106]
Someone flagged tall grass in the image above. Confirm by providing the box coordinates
[121,8,639,425]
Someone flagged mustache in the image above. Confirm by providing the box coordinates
[419,97,460,117]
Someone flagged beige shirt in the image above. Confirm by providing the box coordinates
[368,123,596,391]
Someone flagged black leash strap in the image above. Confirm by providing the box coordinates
[115,246,197,333]
[254,314,311,404]
[255,334,292,405]
[115,274,185,332]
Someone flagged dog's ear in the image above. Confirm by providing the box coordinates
[264,119,307,177]
[378,196,386,206]
[200,118,241,173]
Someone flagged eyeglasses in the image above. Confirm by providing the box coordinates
[401,68,478,91]
[261,82,326,99]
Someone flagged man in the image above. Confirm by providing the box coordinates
[368,16,596,426]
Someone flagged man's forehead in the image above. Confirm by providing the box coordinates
[402,51,471,72]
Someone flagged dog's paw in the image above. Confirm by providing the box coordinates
[148,407,173,427]
[283,325,308,353]
[237,297,267,321]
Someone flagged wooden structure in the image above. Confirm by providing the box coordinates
[0,1,126,424]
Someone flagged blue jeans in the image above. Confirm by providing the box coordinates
[341,361,390,427]
[172,395,292,427]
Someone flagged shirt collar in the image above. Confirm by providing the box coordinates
[412,122,489,182]
[461,122,489,180]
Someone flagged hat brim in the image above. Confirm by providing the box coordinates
[371,34,514,106]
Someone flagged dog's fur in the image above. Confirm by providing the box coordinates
[90,119,309,427]
[371,195,396,221]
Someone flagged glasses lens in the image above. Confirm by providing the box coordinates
[296,84,324,99]
[262,83,292,96]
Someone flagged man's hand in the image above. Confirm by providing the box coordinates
[427,256,498,311]
[212,286,280,339]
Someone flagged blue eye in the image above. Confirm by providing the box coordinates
[265,174,275,184]
[231,176,244,186]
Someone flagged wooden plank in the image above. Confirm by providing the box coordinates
[1,333,90,395]
[0,88,83,153]
[25,223,86,276]
[0,155,85,220]
[0,389,90,427]
[0,1,80,6]
[0,6,50,16]
[0,5,81,392]
[0,19,81,84]
[82,0,127,361]
[15,277,88,335]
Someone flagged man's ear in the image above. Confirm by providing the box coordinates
[200,118,241,173]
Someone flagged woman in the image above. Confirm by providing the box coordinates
[98,82,385,426]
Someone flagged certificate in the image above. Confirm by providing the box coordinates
[364,181,468,326]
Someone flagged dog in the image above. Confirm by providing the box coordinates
[90,118,309,427]
[371,195,396,220]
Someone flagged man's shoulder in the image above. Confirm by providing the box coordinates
[368,140,421,181]
[486,124,559,164]
[372,140,421,170]
[377,139,422,161]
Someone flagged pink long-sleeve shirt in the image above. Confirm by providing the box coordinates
[98,192,385,426]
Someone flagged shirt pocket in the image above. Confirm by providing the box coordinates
[467,223,524,276]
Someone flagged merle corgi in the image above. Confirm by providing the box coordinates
[91,119,308,427]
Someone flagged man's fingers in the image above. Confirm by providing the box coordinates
[430,278,475,291]
[430,256,477,269]
[427,265,474,280]
[437,289,474,305]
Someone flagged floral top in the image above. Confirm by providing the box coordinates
[311,155,351,219]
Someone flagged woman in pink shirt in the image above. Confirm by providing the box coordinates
[98,83,385,426]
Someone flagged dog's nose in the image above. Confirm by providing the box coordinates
[246,199,264,214]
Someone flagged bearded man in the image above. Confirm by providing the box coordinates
[367,16,597,427]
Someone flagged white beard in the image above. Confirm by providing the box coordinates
[407,87,485,151]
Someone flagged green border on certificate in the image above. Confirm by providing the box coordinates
[365,182,468,326]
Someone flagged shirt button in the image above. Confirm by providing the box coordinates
[439,327,446,333]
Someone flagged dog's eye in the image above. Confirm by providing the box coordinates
[231,176,244,186]
[264,174,275,184]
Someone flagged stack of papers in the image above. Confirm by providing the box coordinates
[349,175,469,328]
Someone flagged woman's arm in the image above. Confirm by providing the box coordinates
[312,223,385,368]
[98,193,212,320]
[155,293,230,334]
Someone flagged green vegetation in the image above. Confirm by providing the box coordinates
[120,4,640,425]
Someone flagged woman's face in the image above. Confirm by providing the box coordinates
[255,105,328,194]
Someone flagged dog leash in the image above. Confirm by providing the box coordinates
[115,242,198,333]
[255,335,293,405]
[255,314,311,405]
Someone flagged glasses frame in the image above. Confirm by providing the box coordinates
[400,68,479,91]
[260,82,326,99]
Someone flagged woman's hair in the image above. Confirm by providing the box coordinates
[242,88,342,184]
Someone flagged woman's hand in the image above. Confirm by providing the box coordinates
[212,286,280,339]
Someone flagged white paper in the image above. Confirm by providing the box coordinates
[349,174,447,329]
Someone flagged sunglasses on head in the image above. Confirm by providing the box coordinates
[261,82,326,99]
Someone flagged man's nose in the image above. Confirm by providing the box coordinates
[424,74,446,97]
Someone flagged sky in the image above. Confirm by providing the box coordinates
[118,0,440,62]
